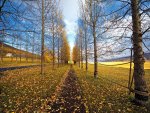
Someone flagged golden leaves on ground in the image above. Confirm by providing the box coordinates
[45,69,86,113]
[74,66,150,113]
[0,66,69,112]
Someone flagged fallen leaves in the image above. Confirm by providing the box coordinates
[45,69,86,113]
[0,65,69,112]
[74,66,150,113]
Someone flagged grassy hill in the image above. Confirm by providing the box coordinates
[0,42,40,59]
[0,42,54,67]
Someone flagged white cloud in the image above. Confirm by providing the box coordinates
[64,19,77,53]
[64,19,77,36]
[104,15,132,38]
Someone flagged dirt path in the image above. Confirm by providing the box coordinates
[46,68,86,113]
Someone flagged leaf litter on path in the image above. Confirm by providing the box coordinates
[45,69,86,113]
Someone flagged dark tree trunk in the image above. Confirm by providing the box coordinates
[11,41,14,62]
[78,36,81,68]
[131,0,148,103]
[0,42,3,62]
[85,25,88,71]
[80,33,83,69]
[20,42,21,62]
[52,15,55,69]
[79,60,80,67]
[41,0,45,75]
[32,36,35,63]
[58,37,60,68]
[93,23,98,78]
[52,24,55,69]
[16,36,19,62]
[26,43,28,62]
[79,29,83,69]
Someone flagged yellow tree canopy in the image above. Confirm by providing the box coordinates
[44,47,53,63]
[61,31,70,63]
[72,45,80,63]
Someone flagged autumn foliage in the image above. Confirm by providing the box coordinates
[60,31,70,64]
[72,45,80,64]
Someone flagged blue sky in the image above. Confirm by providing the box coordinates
[60,0,81,51]
[2,0,149,59]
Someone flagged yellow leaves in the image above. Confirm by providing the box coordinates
[76,96,81,100]
[0,65,69,112]
[118,109,121,112]
[72,46,80,62]
[61,33,70,62]
[127,108,132,112]
[44,69,86,112]
[51,95,56,102]
[74,66,149,113]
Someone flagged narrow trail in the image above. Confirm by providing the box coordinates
[46,68,86,113]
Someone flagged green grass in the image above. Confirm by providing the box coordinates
[0,65,69,112]
[74,64,150,113]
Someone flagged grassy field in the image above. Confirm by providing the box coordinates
[0,62,41,68]
[0,57,41,68]
[0,65,69,112]
[0,61,149,112]
[74,62,150,113]
[99,61,150,69]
